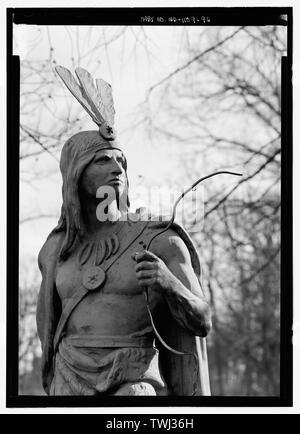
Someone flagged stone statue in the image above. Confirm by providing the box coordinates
[36,67,212,396]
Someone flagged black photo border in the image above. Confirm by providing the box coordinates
[7,6,293,408]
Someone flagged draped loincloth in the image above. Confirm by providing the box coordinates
[50,336,166,395]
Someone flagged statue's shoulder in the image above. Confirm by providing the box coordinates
[147,224,189,259]
[38,231,64,271]
[140,211,182,238]
[134,210,201,276]
[138,213,190,256]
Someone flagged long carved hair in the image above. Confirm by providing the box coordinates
[49,131,129,261]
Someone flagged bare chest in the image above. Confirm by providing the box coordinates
[54,223,163,336]
[55,222,153,303]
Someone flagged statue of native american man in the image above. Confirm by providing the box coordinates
[36,66,212,396]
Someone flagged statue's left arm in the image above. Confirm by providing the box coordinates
[134,232,212,337]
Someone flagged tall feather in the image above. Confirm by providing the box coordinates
[96,79,115,126]
[55,66,101,126]
[75,67,106,125]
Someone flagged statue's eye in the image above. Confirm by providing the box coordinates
[95,156,110,164]
[117,157,125,167]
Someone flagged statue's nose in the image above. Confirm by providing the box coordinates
[111,159,123,174]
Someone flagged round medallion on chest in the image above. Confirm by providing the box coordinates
[82,266,106,291]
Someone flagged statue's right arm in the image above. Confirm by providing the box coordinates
[36,234,63,347]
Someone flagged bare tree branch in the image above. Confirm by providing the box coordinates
[147,26,244,97]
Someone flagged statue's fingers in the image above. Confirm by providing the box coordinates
[135,261,155,272]
[136,277,156,288]
[134,250,158,263]
[136,270,156,279]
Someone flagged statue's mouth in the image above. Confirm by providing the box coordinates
[108,178,124,185]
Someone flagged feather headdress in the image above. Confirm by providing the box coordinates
[55,65,116,141]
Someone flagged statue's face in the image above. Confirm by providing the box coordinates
[79,148,127,199]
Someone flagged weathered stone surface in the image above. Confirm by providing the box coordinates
[37,83,211,396]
